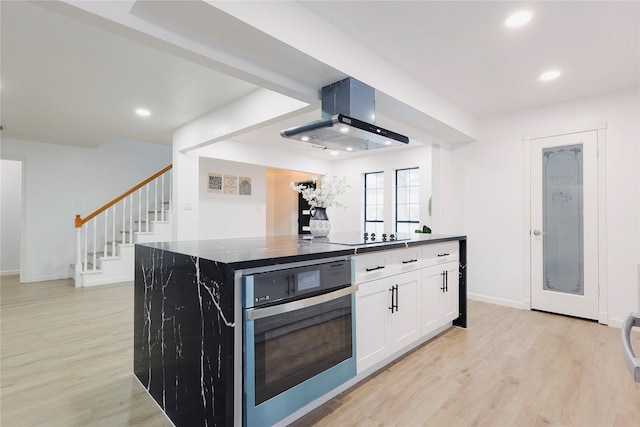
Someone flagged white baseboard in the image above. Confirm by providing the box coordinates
[469,293,634,330]
[607,317,625,328]
[82,274,134,287]
[1,270,19,276]
[468,292,525,310]
[20,273,71,283]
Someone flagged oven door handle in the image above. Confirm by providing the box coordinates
[622,312,640,383]
[246,285,358,321]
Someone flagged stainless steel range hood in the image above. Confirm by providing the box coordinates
[281,78,409,152]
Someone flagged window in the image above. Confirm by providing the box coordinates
[396,168,419,234]
[364,172,384,235]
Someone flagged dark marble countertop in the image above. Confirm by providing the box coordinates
[138,233,466,270]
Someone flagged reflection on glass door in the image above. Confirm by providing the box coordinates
[542,144,584,296]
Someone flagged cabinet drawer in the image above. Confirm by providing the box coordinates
[353,252,392,283]
[391,247,423,272]
[422,242,459,266]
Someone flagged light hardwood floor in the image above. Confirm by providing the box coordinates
[1,275,638,426]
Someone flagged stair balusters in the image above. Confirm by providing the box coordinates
[74,165,172,287]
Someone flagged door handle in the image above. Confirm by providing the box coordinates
[388,285,399,313]
[389,286,395,313]
[533,229,545,236]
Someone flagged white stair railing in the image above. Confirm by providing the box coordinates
[74,165,172,287]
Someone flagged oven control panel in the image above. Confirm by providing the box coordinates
[249,260,351,308]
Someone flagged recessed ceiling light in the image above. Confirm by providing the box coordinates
[384,141,392,146]
[505,11,532,28]
[339,126,349,133]
[136,108,151,117]
[330,150,339,156]
[301,136,310,142]
[346,147,354,152]
[539,70,562,81]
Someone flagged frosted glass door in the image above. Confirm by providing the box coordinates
[530,131,599,320]
[542,144,584,296]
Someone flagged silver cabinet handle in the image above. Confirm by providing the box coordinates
[622,312,640,383]
[533,229,545,236]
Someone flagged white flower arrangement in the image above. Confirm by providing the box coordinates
[290,175,350,209]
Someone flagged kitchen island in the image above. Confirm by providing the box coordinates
[134,233,466,427]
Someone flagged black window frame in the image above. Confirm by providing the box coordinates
[364,171,384,233]
[395,167,420,234]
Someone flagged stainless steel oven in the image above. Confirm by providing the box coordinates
[243,259,356,426]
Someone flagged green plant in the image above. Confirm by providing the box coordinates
[415,225,432,234]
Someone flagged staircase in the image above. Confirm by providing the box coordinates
[72,165,172,287]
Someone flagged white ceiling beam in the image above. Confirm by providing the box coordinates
[55,0,319,104]
[174,88,311,153]
[208,0,478,142]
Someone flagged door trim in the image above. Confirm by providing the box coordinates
[0,155,26,283]
[523,126,608,324]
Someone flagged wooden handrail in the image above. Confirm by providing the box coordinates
[75,165,172,228]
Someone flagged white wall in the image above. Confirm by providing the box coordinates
[188,143,433,240]
[172,138,332,241]
[198,157,268,239]
[443,88,640,324]
[0,138,172,282]
[330,144,432,234]
[1,159,23,275]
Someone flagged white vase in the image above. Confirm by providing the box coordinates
[309,207,330,237]
[310,219,331,237]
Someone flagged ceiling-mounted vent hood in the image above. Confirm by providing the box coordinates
[281,78,409,152]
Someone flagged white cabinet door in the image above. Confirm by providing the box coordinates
[389,269,421,353]
[356,270,423,373]
[421,261,460,336]
[441,261,460,323]
[356,277,391,373]
[421,265,443,335]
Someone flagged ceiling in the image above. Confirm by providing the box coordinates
[302,1,640,117]
[1,1,638,155]
[0,1,260,147]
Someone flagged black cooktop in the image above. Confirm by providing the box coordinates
[303,232,412,246]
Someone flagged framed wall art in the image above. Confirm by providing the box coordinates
[224,175,238,195]
[239,176,252,195]
[208,173,223,193]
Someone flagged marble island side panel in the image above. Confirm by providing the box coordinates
[134,245,235,427]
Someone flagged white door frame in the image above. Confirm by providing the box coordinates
[0,155,26,283]
[522,124,608,324]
